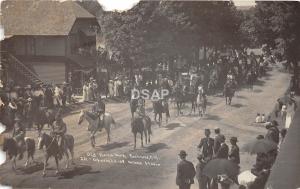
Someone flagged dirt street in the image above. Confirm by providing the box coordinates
[0,64,290,189]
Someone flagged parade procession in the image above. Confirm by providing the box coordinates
[0,1,300,189]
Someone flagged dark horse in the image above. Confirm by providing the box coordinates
[130,99,138,118]
[173,89,197,116]
[223,81,236,105]
[131,115,152,149]
[38,133,74,176]
[153,100,163,126]
[3,137,35,170]
[34,107,56,132]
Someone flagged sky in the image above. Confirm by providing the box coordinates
[97,0,256,11]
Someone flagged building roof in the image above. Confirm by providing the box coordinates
[1,0,95,36]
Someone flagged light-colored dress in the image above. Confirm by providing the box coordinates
[108,81,114,97]
[82,84,88,102]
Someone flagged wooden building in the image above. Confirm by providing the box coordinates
[0,0,101,89]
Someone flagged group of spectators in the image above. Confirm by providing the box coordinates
[176,119,287,189]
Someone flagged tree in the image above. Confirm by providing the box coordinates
[254,2,300,74]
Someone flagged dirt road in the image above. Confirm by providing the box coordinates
[0,64,290,189]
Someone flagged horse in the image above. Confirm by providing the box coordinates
[130,99,138,118]
[131,115,152,149]
[2,137,35,170]
[37,132,74,177]
[78,110,115,147]
[195,90,207,117]
[34,107,56,132]
[152,100,163,126]
[223,81,236,105]
[246,71,255,90]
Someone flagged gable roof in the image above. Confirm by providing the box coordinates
[1,0,95,36]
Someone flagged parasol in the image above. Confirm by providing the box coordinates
[203,158,240,179]
[243,139,277,155]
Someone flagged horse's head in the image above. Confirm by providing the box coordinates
[2,137,8,152]
[78,110,85,125]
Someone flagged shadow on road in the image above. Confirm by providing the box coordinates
[165,123,182,130]
[255,80,266,86]
[253,89,263,93]
[17,162,44,175]
[231,103,244,108]
[58,164,100,179]
[203,114,222,121]
[146,143,170,153]
[98,141,130,151]
[236,95,247,99]
[206,101,215,106]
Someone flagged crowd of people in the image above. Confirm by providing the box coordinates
[176,119,288,189]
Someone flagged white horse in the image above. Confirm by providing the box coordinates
[196,87,207,117]
[78,110,116,147]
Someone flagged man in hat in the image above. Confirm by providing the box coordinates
[196,154,210,189]
[176,150,196,189]
[265,120,280,144]
[12,115,26,160]
[52,111,67,159]
[213,128,225,155]
[198,129,214,160]
[229,137,240,165]
[92,96,106,132]
[214,135,229,159]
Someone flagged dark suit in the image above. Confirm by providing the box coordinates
[215,143,229,159]
[229,144,240,164]
[265,126,280,144]
[176,159,196,189]
[198,137,214,159]
[214,134,224,154]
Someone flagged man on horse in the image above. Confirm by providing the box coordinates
[92,96,106,131]
[12,115,26,160]
[52,112,67,159]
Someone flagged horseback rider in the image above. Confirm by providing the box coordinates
[136,97,145,117]
[52,111,67,159]
[12,115,26,160]
[92,96,105,131]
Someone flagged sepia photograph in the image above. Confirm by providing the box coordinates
[0,0,300,189]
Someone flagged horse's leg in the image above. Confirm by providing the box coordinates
[25,151,30,167]
[42,156,49,177]
[106,126,111,144]
[141,132,144,148]
[134,133,137,150]
[65,150,70,169]
[12,156,16,171]
[144,130,148,145]
[55,156,60,175]
[154,113,157,122]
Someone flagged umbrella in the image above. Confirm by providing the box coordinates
[243,139,277,155]
[203,159,240,179]
[238,170,257,185]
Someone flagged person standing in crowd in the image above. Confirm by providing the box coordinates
[82,82,88,102]
[87,80,94,101]
[214,135,229,159]
[61,82,67,107]
[196,154,210,189]
[229,137,240,165]
[44,85,54,108]
[265,120,280,144]
[109,80,114,98]
[213,128,224,155]
[54,85,62,107]
[12,115,26,160]
[198,129,214,160]
[176,150,196,189]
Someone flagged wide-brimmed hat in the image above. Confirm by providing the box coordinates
[178,150,187,157]
[230,137,238,143]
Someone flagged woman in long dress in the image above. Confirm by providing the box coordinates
[82,83,88,102]
[109,80,114,97]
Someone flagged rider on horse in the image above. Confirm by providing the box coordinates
[52,112,67,159]
[12,115,26,160]
[92,96,106,131]
[136,97,145,118]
